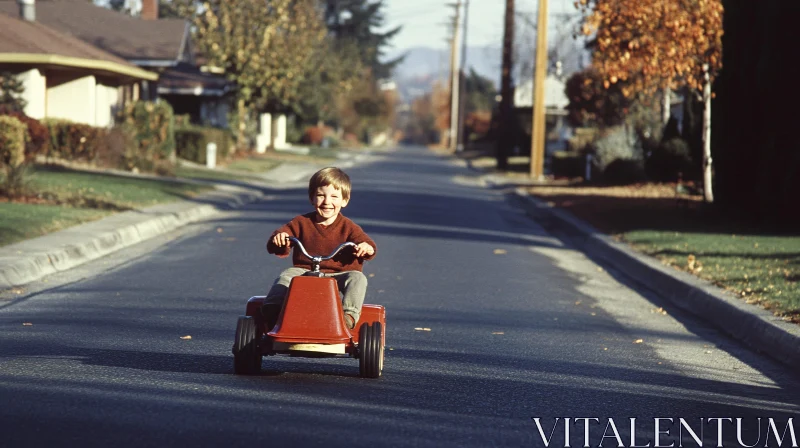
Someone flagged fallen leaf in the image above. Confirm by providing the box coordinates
[493,249,507,255]
[590,312,597,316]
[491,331,505,335]
[180,335,192,340]
[11,288,24,295]
[22,322,32,326]
[414,327,431,332]
[603,347,608,351]
[575,301,582,305]
[368,273,375,278]
[216,228,223,233]
[634,339,644,344]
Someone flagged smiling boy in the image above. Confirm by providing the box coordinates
[262,167,377,330]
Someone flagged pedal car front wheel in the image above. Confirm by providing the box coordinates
[359,322,384,378]
[233,316,261,375]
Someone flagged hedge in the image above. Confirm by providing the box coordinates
[175,125,233,164]
[0,115,27,169]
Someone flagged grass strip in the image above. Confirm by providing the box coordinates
[0,165,213,247]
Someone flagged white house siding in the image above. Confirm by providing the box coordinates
[18,68,46,120]
[47,75,96,125]
[95,82,119,128]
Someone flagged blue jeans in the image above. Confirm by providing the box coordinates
[265,267,368,321]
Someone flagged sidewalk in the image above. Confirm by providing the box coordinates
[0,153,367,290]
[459,155,800,372]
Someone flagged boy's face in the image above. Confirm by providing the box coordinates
[311,184,348,224]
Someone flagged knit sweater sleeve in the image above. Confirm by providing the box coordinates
[345,219,377,261]
[265,215,303,258]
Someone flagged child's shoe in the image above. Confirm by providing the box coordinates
[343,313,356,330]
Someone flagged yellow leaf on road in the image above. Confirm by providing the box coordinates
[22,322,32,326]
[414,328,431,332]
[493,249,507,255]
[634,339,644,344]
[491,331,505,335]
[180,335,192,340]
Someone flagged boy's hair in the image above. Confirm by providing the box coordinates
[308,167,351,201]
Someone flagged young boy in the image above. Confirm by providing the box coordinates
[262,167,377,330]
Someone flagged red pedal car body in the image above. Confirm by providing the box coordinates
[233,238,385,378]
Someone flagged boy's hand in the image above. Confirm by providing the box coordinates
[272,232,292,248]
[354,242,375,258]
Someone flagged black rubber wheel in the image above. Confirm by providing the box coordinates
[233,316,261,374]
[359,322,383,378]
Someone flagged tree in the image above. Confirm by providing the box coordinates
[174,0,326,148]
[0,72,26,113]
[565,68,630,128]
[324,0,402,80]
[579,0,723,201]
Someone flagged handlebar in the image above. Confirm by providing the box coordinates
[287,237,357,274]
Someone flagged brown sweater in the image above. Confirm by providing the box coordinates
[266,212,377,273]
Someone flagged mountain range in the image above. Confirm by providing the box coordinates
[385,45,503,102]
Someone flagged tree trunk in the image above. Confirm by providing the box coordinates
[702,64,714,203]
[662,86,671,125]
[237,98,247,151]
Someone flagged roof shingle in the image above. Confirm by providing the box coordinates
[0,0,187,61]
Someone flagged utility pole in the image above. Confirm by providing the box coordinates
[448,0,462,152]
[529,0,548,180]
[496,0,514,170]
[456,0,470,152]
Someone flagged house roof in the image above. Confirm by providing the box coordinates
[0,12,157,80]
[514,75,570,111]
[0,0,189,63]
[158,63,232,97]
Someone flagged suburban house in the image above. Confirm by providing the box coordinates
[0,0,233,128]
[513,62,573,156]
[0,3,157,127]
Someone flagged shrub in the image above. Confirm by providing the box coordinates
[603,158,647,184]
[0,115,31,196]
[175,125,233,164]
[0,115,27,168]
[550,151,586,178]
[118,100,176,171]
[44,119,107,162]
[589,125,643,173]
[302,126,325,145]
[646,137,693,181]
[0,111,49,161]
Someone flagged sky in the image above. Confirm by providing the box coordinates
[382,0,582,51]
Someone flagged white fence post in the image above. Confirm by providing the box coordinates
[206,142,217,169]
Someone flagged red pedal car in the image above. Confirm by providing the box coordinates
[232,237,386,378]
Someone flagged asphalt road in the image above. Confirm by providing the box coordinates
[1,147,798,448]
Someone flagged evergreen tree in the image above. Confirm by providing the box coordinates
[324,0,402,80]
[0,72,26,113]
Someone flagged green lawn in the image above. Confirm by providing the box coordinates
[0,165,212,247]
[29,165,210,208]
[625,231,800,321]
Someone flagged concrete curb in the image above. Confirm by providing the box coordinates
[512,187,800,370]
[0,184,264,290]
[0,151,376,290]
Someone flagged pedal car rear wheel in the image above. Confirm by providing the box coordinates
[359,322,384,378]
[233,316,261,375]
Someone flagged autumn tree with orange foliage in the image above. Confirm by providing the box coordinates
[578,0,723,201]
